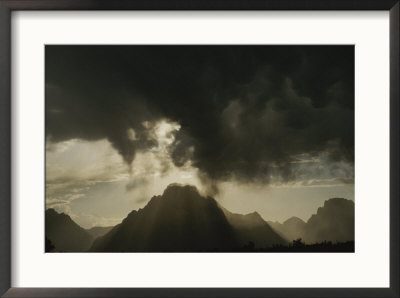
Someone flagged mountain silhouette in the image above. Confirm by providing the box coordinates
[90,184,240,252]
[45,208,94,252]
[268,216,307,242]
[268,198,354,243]
[222,209,287,248]
[304,198,354,243]
[46,186,354,252]
[86,226,113,238]
[90,184,287,252]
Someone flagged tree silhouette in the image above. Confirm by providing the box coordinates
[292,238,304,248]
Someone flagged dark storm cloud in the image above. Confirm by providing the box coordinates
[46,45,354,183]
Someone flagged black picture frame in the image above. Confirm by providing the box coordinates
[0,1,399,297]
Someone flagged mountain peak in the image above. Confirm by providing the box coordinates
[46,208,73,223]
[305,197,354,243]
[46,208,57,213]
[157,184,209,207]
[46,208,64,216]
[162,183,201,197]
[283,216,306,226]
[324,197,354,207]
[246,211,264,221]
[46,208,93,252]
[90,183,238,252]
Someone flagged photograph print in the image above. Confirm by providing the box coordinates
[45,45,354,253]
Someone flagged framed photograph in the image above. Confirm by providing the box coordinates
[0,0,399,297]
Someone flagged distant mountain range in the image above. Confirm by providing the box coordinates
[45,208,93,252]
[89,184,286,252]
[268,216,307,242]
[268,198,354,243]
[222,208,286,249]
[46,184,354,252]
[45,209,113,252]
[86,226,113,238]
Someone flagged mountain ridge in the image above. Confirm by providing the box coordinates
[45,208,94,252]
[90,184,240,252]
[46,184,354,252]
[268,198,354,243]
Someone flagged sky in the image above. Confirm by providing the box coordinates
[45,46,354,229]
